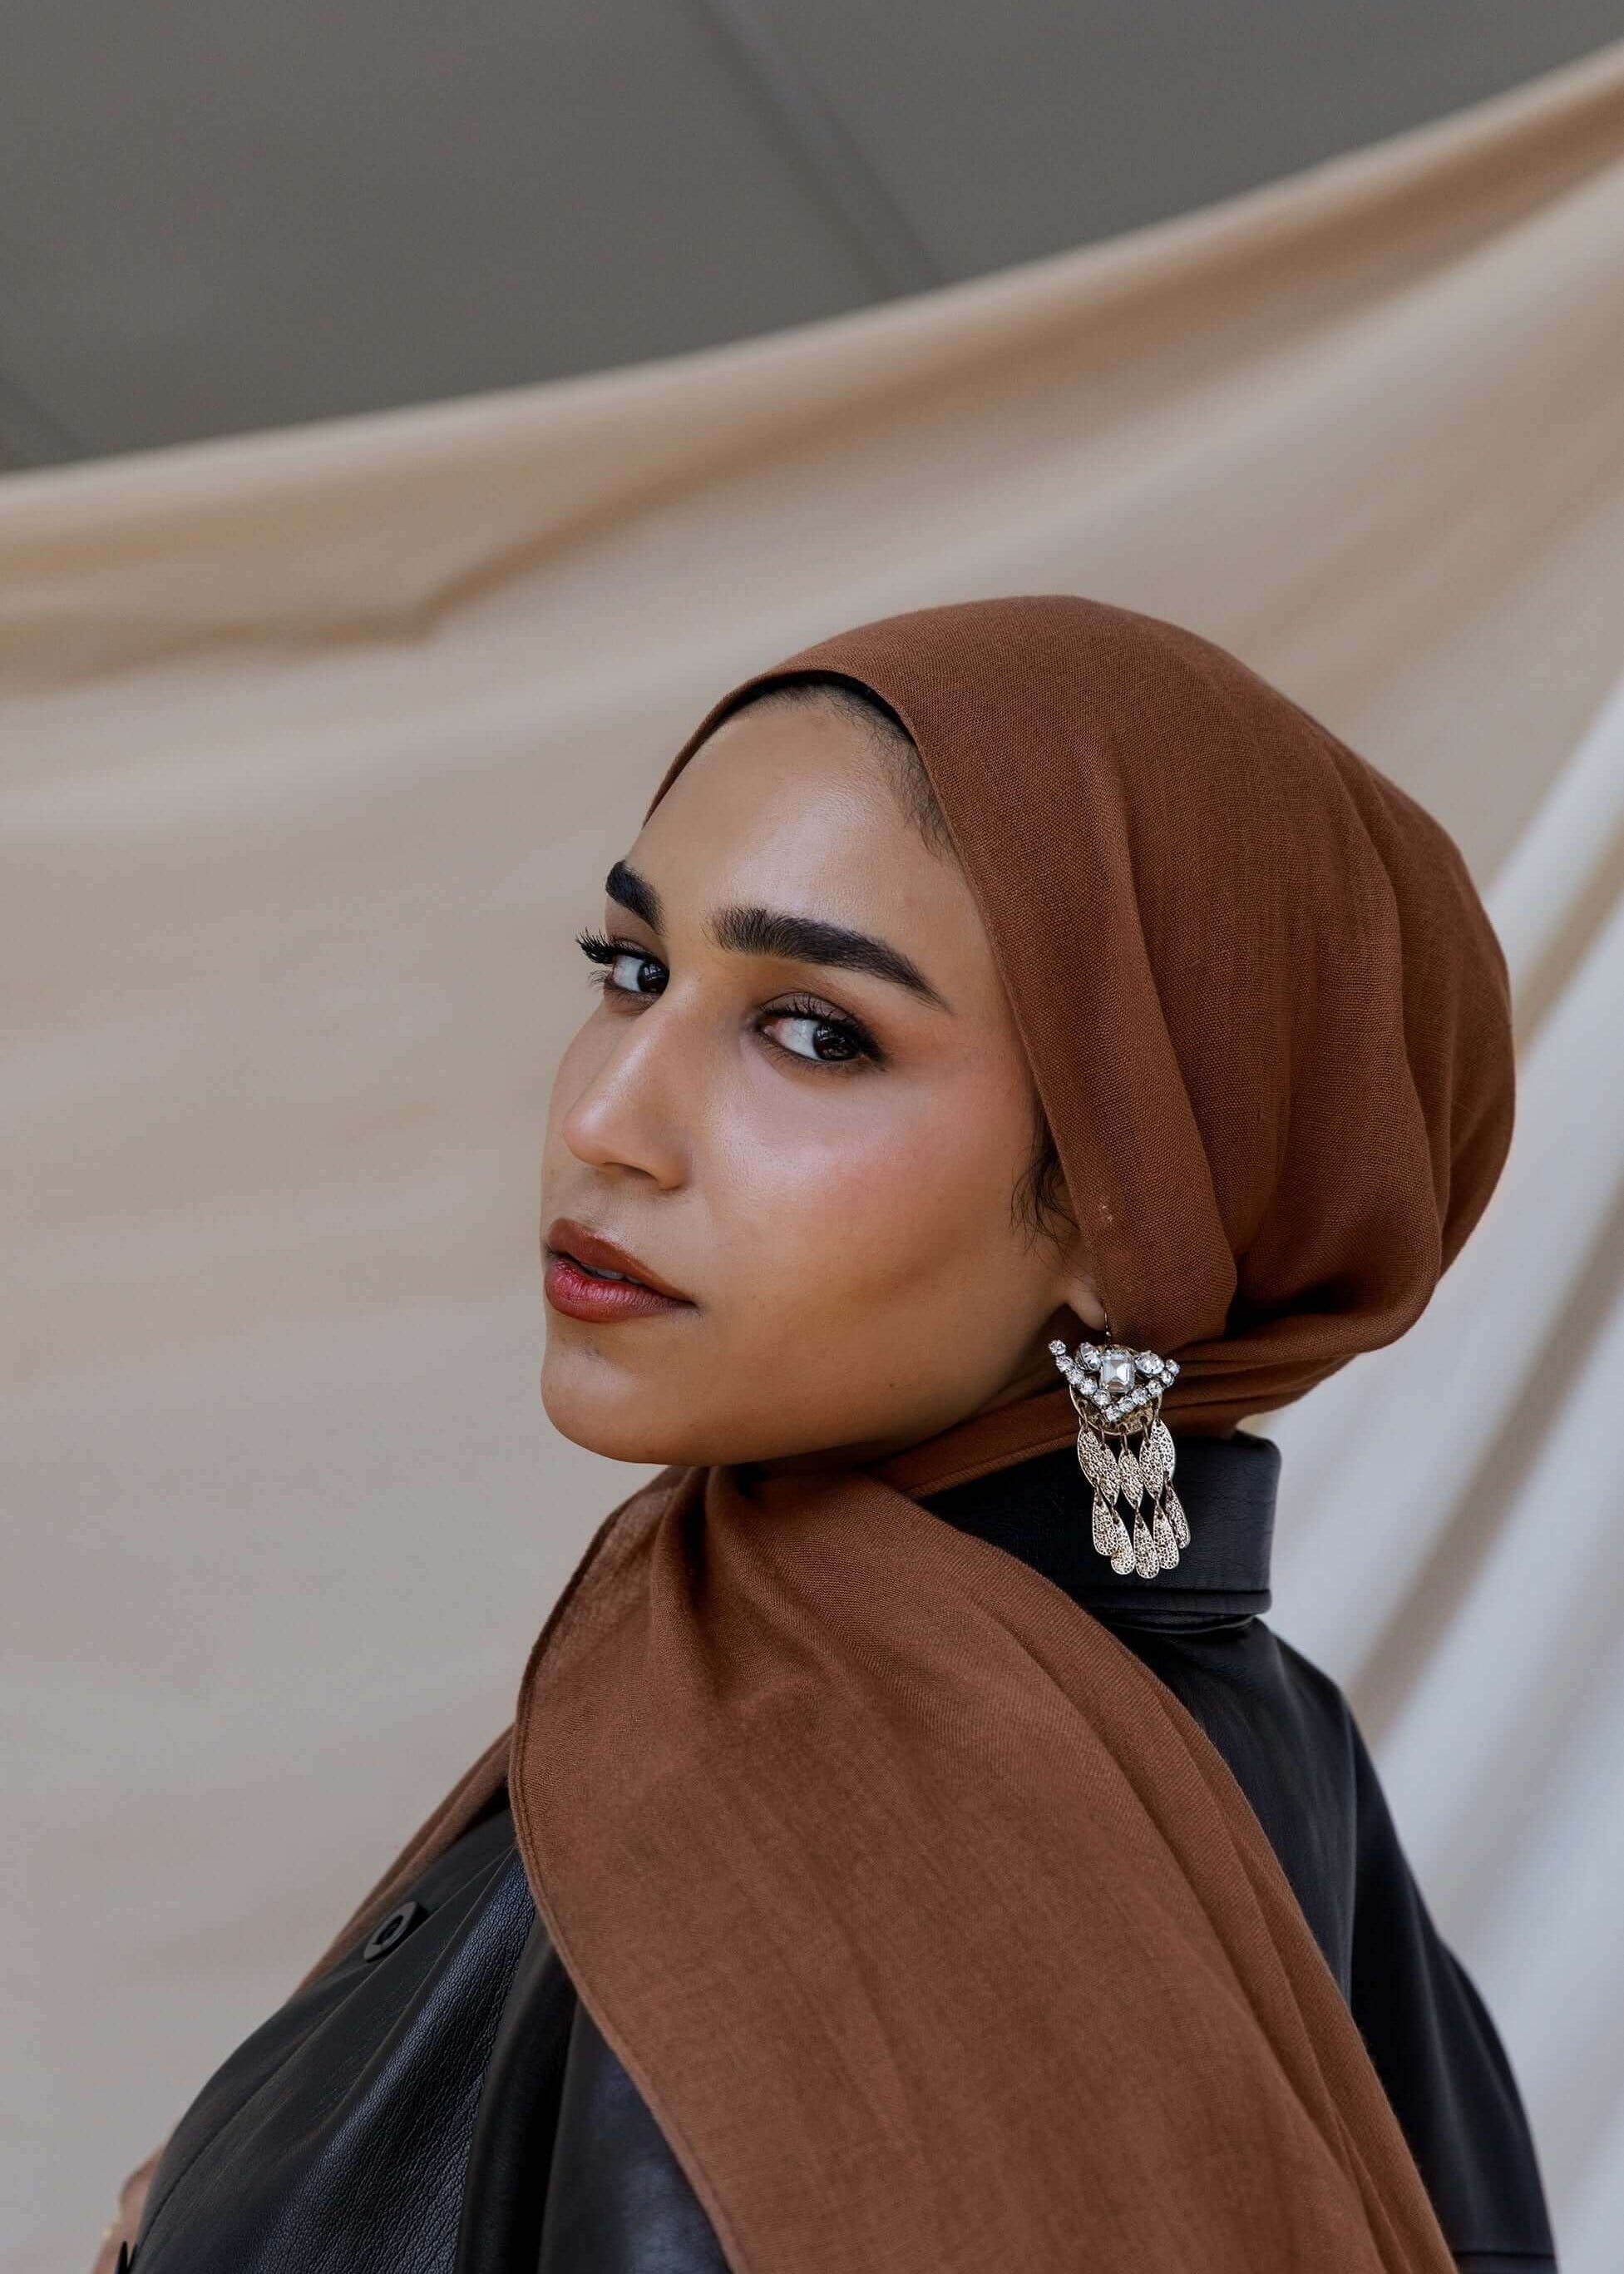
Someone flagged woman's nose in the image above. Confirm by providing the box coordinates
[560,999,693,1189]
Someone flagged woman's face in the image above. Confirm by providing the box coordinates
[539,696,1103,1471]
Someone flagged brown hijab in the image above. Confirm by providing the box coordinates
[328,599,1514,2273]
[644,593,1513,1440]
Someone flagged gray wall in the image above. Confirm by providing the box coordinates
[0,0,1620,469]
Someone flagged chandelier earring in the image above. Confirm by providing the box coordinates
[1048,1320,1188,1578]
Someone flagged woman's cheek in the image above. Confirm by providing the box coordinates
[768,1111,975,1294]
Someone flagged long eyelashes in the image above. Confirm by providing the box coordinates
[574,929,882,1069]
[575,927,661,991]
[761,992,882,1069]
[575,926,638,966]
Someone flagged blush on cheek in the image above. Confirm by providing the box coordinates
[765,1120,1006,1311]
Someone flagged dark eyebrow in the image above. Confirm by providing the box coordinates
[604,858,952,1011]
[712,904,953,1010]
[605,858,662,929]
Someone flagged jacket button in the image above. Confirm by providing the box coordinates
[363,1899,426,1961]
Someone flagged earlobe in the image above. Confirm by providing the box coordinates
[1057,1272,1109,1335]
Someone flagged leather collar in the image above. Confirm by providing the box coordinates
[920,1427,1280,1628]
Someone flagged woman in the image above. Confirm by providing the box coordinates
[98,596,1557,2272]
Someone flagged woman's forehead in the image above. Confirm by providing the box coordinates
[622,714,1001,1005]
[635,704,937,892]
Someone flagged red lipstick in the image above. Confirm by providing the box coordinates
[543,1218,694,1323]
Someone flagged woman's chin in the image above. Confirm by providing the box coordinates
[538,1362,847,1471]
[540,1358,711,1468]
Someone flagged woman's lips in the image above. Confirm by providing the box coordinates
[543,1219,694,1323]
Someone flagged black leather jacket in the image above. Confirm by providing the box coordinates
[127,1432,1557,2273]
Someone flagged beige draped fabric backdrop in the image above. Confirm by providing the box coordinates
[6,35,1624,2274]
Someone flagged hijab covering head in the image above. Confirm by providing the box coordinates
[643,594,1515,1441]
[323,599,1506,2272]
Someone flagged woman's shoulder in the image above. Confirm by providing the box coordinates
[1115,1613,1558,2268]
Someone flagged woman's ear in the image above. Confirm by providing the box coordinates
[1034,1169,1109,1337]
[1052,1263,1109,1337]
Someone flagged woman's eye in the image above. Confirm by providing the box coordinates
[760,1007,876,1067]
[607,951,664,996]
[575,933,877,1069]
[576,929,666,997]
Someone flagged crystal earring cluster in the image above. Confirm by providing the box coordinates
[1048,1333,1189,1577]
